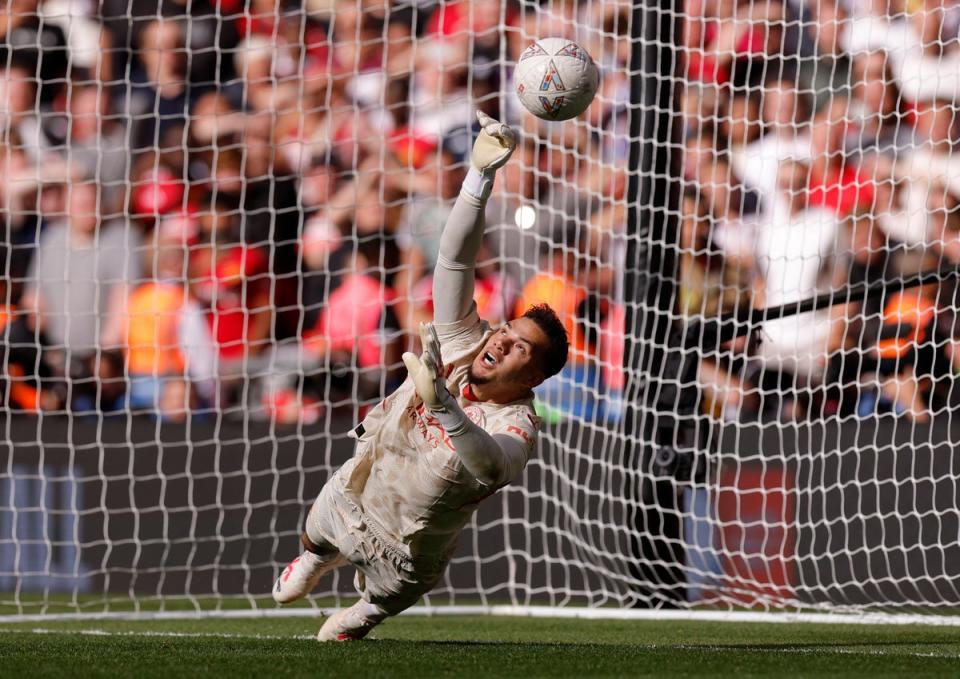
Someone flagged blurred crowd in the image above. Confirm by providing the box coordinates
[0,0,630,422]
[5,0,960,426]
[682,0,960,422]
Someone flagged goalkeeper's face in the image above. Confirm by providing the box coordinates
[469,318,549,395]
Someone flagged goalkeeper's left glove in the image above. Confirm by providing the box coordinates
[471,111,516,175]
[463,111,517,200]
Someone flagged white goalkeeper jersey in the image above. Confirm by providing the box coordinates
[340,305,540,561]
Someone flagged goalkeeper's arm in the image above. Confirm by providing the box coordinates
[432,111,516,325]
[403,324,527,487]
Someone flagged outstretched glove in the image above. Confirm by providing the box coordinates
[471,111,517,175]
[402,322,458,415]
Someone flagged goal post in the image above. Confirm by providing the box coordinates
[3,0,960,625]
[622,0,690,608]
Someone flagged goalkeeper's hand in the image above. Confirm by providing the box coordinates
[471,111,516,174]
[402,322,456,413]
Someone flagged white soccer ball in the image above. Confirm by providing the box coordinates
[513,37,599,121]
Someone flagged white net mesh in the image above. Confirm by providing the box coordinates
[1,0,959,619]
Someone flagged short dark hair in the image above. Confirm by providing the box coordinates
[522,304,568,379]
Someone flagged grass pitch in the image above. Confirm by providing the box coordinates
[1,614,959,677]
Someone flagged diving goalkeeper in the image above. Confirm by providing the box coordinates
[272,112,569,641]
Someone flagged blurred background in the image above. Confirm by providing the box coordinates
[0,0,631,425]
[2,0,960,428]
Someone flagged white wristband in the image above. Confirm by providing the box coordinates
[432,398,470,437]
[462,167,494,201]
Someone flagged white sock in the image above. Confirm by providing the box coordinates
[353,600,388,623]
[299,550,322,569]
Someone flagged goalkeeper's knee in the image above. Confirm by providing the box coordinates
[301,532,338,557]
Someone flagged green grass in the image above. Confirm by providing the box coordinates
[1,615,959,677]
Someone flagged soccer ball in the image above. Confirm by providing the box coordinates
[514,37,599,121]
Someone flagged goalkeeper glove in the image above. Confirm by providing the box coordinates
[471,111,516,175]
[402,322,459,416]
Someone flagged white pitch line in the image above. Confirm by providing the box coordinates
[5,605,960,627]
[660,643,960,660]
[0,627,315,641]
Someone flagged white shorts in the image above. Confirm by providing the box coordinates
[305,458,448,615]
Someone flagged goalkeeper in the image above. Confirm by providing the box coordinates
[273,112,569,641]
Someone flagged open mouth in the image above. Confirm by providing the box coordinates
[481,351,498,367]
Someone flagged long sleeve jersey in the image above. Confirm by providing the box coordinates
[341,169,540,561]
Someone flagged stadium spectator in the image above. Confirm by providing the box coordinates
[0,61,58,164]
[330,0,416,131]
[886,99,960,250]
[186,92,247,175]
[684,0,789,88]
[721,86,764,155]
[231,33,300,115]
[682,0,740,85]
[41,0,112,84]
[127,16,207,153]
[0,116,74,254]
[0,254,58,412]
[845,151,898,288]
[678,183,758,419]
[803,0,851,109]
[681,80,723,137]
[892,0,960,104]
[0,0,68,106]
[189,215,272,364]
[20,179,143,412]
[407,38,473,141]
[733,75,812,213]
[0,63,35,138]
[847,52,914,160]
[122,241,192,419]
[393,140,468,334]
[302,239,403,403]
[52,77,128,211]
[752,160,851,419]
[129,152,187,226]
[806,96,875,218]
[585,39,632,165]
[695,156,759,276]
[859,286,941,421]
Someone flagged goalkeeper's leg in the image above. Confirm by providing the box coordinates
[273,483,349,604]
[316,599,389,641]
[317,552,447,641]
[273,532,346,604]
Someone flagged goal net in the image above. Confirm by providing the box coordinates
[2,0,960,622]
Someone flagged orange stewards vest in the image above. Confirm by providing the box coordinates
[125,282,186,375]
[876,291,936,360]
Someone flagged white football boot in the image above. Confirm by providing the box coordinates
[273,552,343,604]
[316,601,387,642]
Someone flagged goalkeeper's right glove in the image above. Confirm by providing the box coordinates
[471,111,516,175]
[402,323,470,436]
[402,322,453,414]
